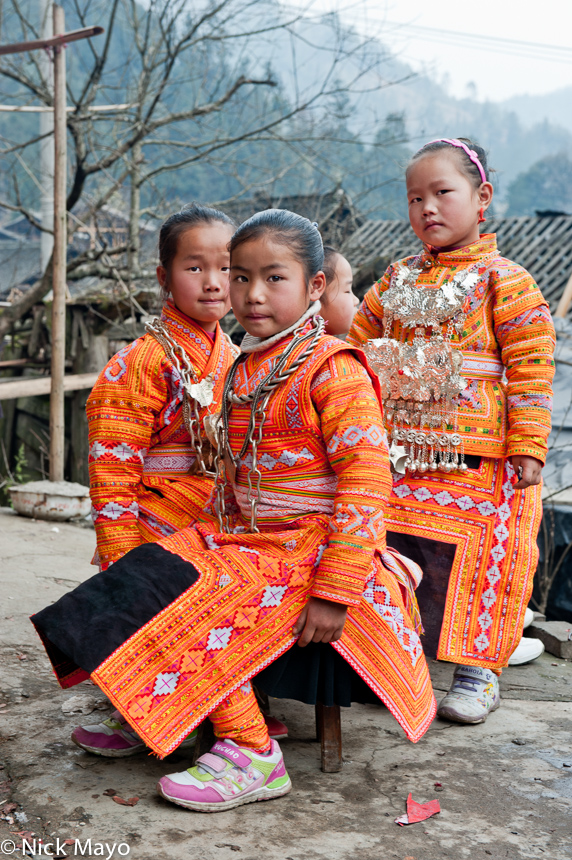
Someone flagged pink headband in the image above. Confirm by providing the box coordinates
[422,138,487,185]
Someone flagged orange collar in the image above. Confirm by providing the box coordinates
[160,300,219,353]
[422,233,498,267]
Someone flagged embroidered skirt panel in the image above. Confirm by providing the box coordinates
[386,458,542,668]
[32,518,436,755]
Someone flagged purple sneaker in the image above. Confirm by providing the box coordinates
[157,738,291,812]
[72,711,197,758]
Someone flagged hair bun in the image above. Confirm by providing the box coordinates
[312,221,319,229]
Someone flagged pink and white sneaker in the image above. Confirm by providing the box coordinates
[157,738,291,812]
[71,710,197,758]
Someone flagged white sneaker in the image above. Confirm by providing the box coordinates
[508,637,545,666]
[437,665,500,724]
[523,607,534,629]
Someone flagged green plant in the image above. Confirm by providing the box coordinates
[13,443,28,485]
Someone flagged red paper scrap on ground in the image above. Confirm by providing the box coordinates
[111,795,139,806]
[395,793,441,825]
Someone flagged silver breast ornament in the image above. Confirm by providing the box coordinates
[364,261,480,474]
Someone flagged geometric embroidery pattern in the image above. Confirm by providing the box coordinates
[386,457,543,669]
[86,300,235,566]
[89,325,436,756]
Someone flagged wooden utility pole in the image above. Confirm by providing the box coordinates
[0,12,103,484]
[39,0,54,275]
[50,3,67,481]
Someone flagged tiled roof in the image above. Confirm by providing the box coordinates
[342,214,572,315]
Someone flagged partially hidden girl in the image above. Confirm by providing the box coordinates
[320,245,360,338]
[88,203,237,571]
[32,209,436,812]
[348,138,555,725]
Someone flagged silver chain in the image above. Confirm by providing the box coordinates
[215,315,325,533]
[145,318,214,477]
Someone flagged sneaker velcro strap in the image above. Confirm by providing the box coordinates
[195,752,228,775]
[209,741,252,769]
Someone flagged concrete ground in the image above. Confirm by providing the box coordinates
[1,507,571,860]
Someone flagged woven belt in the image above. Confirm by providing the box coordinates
[461,351,504,380]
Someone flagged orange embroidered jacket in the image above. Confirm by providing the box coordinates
[348,234,556,463]
[214,326,393,606]
[87,301,235,565]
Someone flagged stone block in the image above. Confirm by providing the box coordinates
[528,621,572,660]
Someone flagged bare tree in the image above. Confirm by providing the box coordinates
[0,0,404,340]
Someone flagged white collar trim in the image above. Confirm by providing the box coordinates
[240,301,321,353]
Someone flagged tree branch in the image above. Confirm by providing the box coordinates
[0,257,52,340]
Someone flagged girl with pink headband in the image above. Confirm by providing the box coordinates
[348,136,555,725]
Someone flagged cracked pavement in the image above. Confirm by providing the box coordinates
[1,507,571,860]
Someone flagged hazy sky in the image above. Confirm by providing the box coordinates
[295,0,572,101]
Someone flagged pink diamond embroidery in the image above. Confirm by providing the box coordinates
[153,671,180,696]
[365,425,384,445]
[498,502,511,521]
[260,585,288,608]
[392,484,412,498]
[474,632,490,652]
[494,523,510,542]
[478,610,493,631]
[490,545,506,563]
[477,501,497,516]
[434,491,454,506]
[481,588,497,610]
[206,627,233,651]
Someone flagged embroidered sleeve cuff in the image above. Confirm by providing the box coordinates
[506,436,548,464]
[309,580,361,607]
[310,541,374,606]
[94,526,142,566]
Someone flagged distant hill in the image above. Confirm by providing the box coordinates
[501,87,572,135]
[0,5,570,213]
[262,17,572,196]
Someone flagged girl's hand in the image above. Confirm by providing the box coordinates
[511,455,543,490]
[293,597,348,647]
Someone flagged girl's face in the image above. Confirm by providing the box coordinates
[230,235,325,339]
[156,222,233,331]
[321,254,359,337]
[406,152,493,251]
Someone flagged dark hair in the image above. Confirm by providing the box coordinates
[321,245,341,305]
[407,137,493,189]
[158,203,235,293]
[229,208,324,281]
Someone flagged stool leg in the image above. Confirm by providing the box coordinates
[315,701,342,773]
[190,719,216,766]
[253,684,270,715]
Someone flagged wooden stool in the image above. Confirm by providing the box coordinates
[315,701,342,772]
[192,694,343,773]
[257,685,342,772]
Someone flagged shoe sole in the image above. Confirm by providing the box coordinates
[437,697,500,725]
[71,735,145,758]
[71,735,196,758]
[268,732,288,740]
[156,777,292,813]
[508,656,543,666]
